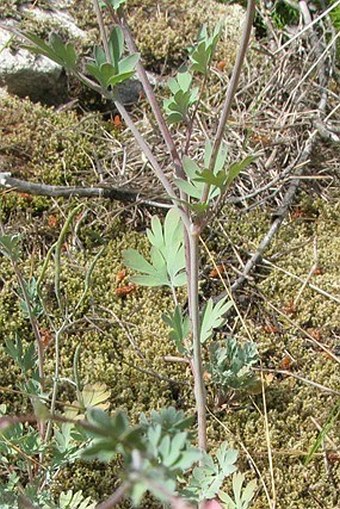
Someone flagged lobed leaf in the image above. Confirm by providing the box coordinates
[22,32,77,70]
[0,233,21,261]
[162,306,190,353]
[124,209,186,289]
[164,72,198,124]
[183,442,238,502]
[208,338,259,393]
[200,297,233,343]
[189,23,222,75]
[219,472,257,509]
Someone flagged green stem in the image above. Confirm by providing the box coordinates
[44,323,66,442]
[12,262,45,392]
[54,204,83,315]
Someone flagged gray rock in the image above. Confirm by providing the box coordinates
[116,79,143,106]
[0,26,67,105]
[0,2,160,108]
[0,1,90,105]
[21,5,87,41]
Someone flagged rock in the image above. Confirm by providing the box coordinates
[0,2,145,107]
[116,79,143,105]
[0,26,67,106]
[21,5,87,41]
[0,1,90,105]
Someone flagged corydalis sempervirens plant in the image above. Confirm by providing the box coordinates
[3,0,258,506]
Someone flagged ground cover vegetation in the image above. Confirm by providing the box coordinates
[0,0,339,508]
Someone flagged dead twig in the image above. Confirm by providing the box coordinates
[0,172,171,209]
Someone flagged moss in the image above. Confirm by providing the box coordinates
[0,0,47,19]
[259,198,340,332]
[0,220,193,503]
[204,199,340,508]
[0,27,338,506]
[1,194,339,506]
[127,0,245,72]
[0,95,119,223]
[3,0,245,74]
[0,98,338,507]
[0,95,109,185]
[70,0,245,73]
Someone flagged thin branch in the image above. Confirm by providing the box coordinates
[273,0,340,54]
[0,173,171,208]
[260,371,276,508]
[44,323,67,442]
[229,132,316,293]
[214,0,335,299]
[254,367,340,396]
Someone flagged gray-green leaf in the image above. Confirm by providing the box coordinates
[123,209,186,289]
[200,297,233,343]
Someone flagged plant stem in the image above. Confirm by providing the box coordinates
[54,204,83,315]
[113,99,178,201]
[92,0,177,198]
[93,0,110,60]
[44,323,66,442]
[183,73,208,156]
[201,0,256,203]
[79,5,193,233]
[214,0,255,144]
[105,5,186,181]
[188,229,206,452]
[95,482,130,509]
[11,262,46,440]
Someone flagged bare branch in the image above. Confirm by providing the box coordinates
[0,172,171,208]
